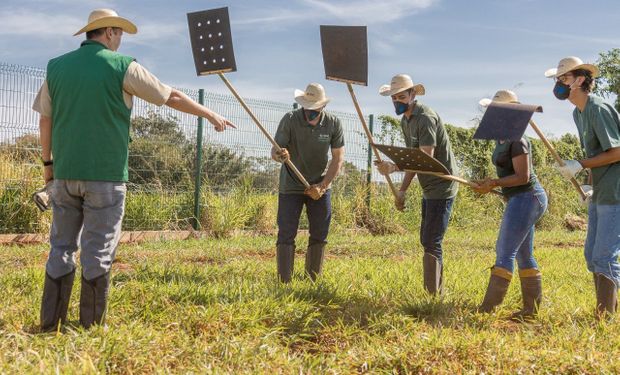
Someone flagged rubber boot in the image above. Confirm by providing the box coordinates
[276,244,295,283]
[595,273,618,317]
[79,272,110,329]
[305,243,326,281]
[423,253,442,295]
[511,268,542,321]
[478,266,512,313]
[40,270,75,332]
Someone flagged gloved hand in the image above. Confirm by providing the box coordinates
[32,180,53,212]
[304,184,326,200]
[395,190,406,211]
[555,159,583,180]
[374,160,397,176]
[274,148,290,163]
[580,184,593,206]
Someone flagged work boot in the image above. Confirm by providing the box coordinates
[478,266,512,313]
[40,270,75,332]
[79,272,110,329]
[276,244,295,283]
[511,268,542,321]
[305,243,326,281]
[595,273,618,317]
[423,253,442,295]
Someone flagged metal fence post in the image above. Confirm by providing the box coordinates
[365,114,374,208]
[193,89,205,230]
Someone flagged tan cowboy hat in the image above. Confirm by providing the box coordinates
[379,74,425,97]
[479,89,520,107]
[544,56,599,78]
[294,83,330,110]
[74,9,138,36]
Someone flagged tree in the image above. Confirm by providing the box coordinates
[595,48,620,112]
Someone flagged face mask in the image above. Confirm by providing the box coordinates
[305,109,321,121]
[393,101,409,115]
[553,78,579,100]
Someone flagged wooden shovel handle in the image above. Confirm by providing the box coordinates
[405,170,503,197]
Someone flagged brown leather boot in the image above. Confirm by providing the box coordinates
[478,266,512,313]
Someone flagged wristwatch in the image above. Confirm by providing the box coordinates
[42,159,53,166]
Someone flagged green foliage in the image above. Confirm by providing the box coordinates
[595,48,620,112]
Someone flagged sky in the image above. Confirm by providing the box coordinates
[1,0,618,137]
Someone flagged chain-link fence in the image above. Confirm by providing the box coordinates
[0,61,386,233]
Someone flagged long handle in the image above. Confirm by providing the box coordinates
[346,83,399,198]
[528,119,586,199]
[218,73,310,188]
[406,170,503,196]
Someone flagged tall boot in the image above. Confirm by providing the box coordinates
[40,270,75,332]
[276,244,295,283]
[79,272,110,329]
[423,253,442,295]
[305,243,326,281]
[595,273,618,317]
[511,268,542,320]
[478,266,512,313]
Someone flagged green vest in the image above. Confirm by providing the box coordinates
[47,40,135,181]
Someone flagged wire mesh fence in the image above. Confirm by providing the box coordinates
[0,61,385,233]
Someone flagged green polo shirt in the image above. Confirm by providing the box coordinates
[573,95,620,205]
[274,109,344,194]
[492,138,538,198]
[401,102,459,199]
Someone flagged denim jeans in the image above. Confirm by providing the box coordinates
[584,203,620,287]
[420,197,455,263]
[277,190,332,247]
[494,184,547,273]
[46,180,126,280]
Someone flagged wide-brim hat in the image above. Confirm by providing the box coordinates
[544,56,599,78]
[379,74,425,97]
[479,89,520,107]
[74,9,137,36]
[294,83,330,110]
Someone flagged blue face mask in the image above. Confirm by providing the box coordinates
[553,81,571,100]
[393,101,409,115]
[305,109,321,121]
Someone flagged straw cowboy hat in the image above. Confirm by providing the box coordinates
[544,56,599,78]
[379,74,425,97]
[74,9,138,36]
[294,83,330,110]
[479,89,520,107]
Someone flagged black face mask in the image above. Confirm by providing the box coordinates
[553,81,571,100]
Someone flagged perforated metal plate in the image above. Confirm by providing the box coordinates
[187,7,236,76]
[373,144,450,174]
[320,25,368,86]
[474,102,543,141]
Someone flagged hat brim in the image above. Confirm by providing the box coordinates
[545,63,599,78]
[379,83,425,97]
[74,16,137,36]
[294,89,330,110]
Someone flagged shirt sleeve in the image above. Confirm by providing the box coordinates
[592,105,620,152]
[32,81,52,117]
[509,138,529,158]
[417,114,438,147]
[123,61,173,106]
[331,119,345,148]
[274,113,291,148]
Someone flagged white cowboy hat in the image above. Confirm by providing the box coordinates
[74,9,137,36]
[479,89,520,107]
[544,56,599,79]
[294,83,330,110]
[379,74,425,97]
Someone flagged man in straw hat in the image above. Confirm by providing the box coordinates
[375,74,458,295]
[32,9,235,331]
[546,56,620,317]
[271,83,345,283]
[474,90,548,319]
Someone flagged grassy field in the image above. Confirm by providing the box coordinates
[1,229,619,374]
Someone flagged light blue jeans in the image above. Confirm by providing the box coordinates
[46,180,126,280]
[495,184,548,273]
[584,203,620,287]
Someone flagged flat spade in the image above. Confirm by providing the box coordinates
[187,7,310,188]
[319,25,400,201]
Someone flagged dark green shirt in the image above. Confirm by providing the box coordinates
[274,109,345,194]
[574,95,620,205]
[492,138,538,197]
[401,102,459,199]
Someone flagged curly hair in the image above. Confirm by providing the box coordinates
[571,69,595,93]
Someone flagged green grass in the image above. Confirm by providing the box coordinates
[1,229,619,373]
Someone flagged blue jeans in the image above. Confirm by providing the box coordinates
[277,190,332,246]
[495,184,547,273]
[584,203,620,287]
[420,197,455,263]
[47,180,126,280]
